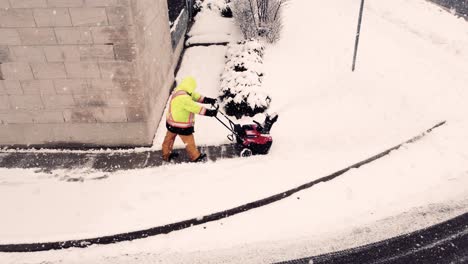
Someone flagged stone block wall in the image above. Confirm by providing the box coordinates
[0,0,182,147]
[130,0,176,143]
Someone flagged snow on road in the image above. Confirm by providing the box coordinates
[1,0,468,262]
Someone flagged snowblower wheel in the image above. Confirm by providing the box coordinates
[240,148,253,157]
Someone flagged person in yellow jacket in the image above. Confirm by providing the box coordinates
[162,76,218,162]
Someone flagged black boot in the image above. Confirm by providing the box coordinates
[167,152,179,162]
[192,153,207,163]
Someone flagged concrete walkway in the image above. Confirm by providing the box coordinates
[0,144,238,173]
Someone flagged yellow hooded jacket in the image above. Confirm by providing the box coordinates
[166,77,207,129]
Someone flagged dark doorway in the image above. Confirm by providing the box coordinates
[167,0,187,23]
[167,0,193,49]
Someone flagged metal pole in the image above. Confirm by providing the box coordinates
[186,0,192,20]
[352,0,365,72]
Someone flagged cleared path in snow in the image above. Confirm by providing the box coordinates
[0,144,238,173]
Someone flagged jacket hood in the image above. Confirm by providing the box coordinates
[176,76,197,94]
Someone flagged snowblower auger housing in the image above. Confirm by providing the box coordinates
[233,124,273,155]
[214,107,278,156]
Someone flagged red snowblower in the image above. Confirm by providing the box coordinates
[213,104,278,157]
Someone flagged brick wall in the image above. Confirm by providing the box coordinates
[0,0,181,147]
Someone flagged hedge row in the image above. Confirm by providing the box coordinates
[219,39,271,119]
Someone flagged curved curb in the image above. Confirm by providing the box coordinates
[185,42,230,48]
[0,121,446,252]
[277,211,468,264]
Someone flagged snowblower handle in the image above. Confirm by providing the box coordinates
[211,104,243,141]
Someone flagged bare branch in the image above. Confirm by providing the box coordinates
[248,0,259,29]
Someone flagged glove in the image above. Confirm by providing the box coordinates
[203,97,217,105]
[205,108,218,117]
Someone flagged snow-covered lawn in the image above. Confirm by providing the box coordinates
[1,0,468,262]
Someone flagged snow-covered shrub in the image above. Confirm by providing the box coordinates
[194,0,233,17]
[225,46,263,74]
[219,39,270,118]
[231,0,288,43]
[220,73,271,119]
[225,38,265,57]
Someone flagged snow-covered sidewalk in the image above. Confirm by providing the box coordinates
[1,0,468,262]
[152,45,230,148]
[185,6,239,46]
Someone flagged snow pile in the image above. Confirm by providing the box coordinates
[186,0,240,46]
[219,39,271,119]
[194,0,232,17]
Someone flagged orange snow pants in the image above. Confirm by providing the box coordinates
[162,131,200,161]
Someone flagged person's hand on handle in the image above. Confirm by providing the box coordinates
[203,97,217,105]
[205,103,218,117]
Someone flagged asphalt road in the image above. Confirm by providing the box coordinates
[429,0,468,18]
[278,212,468,264]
